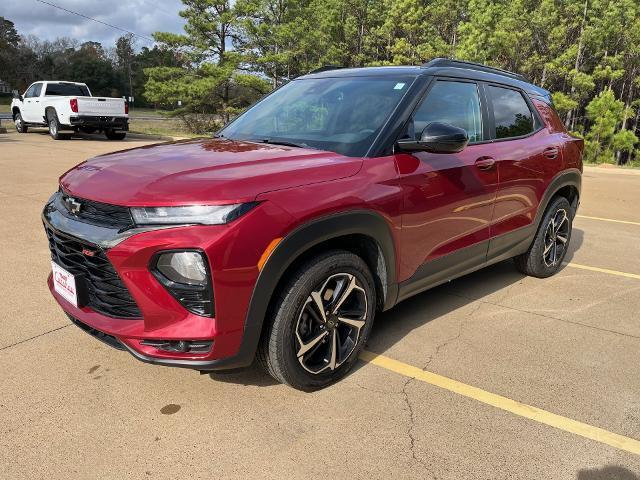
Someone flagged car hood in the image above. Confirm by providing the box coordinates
[60,138,362,206]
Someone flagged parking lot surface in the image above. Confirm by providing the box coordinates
[1,130,640,479]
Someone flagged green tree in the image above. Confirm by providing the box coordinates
[146,0,269,125]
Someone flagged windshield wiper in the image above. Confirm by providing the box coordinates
[258,138,308,149]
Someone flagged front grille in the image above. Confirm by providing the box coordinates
[60,190,133,230]
[46,226,141,318]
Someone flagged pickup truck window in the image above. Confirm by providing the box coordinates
[24,84,41,98]
[45,83,90,97]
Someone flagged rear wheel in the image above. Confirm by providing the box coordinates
[47,110,67,140]
[105,129,126,140]
[258,250,376,391]
[515,196,573,278]
[14,112,27,133]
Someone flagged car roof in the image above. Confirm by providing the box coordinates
[298,60,551,101]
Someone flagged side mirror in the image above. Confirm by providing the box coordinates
[397,122,469,154]
[12,90,22,102]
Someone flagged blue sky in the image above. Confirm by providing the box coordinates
[1,0,186,48]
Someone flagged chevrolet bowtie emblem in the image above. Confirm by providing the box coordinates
[64,196,82,215]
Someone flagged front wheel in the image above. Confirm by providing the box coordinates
[258,250,376,391]
[105,129,126,140]
[515,196,573,278]
[14,112,28,133]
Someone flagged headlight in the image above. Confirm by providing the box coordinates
[130,203,257,226]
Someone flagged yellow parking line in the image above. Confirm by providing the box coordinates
[565,263,640,280]
[359,350,640,455]
[576,214,640,226]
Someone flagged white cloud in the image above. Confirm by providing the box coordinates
[1,0,186,48]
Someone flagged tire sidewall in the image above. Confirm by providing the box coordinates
[529,197,573,277]
[48,111,60,139]
[15,113,26,133]
[270,252,376,391]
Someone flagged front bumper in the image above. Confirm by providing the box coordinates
[69,115,129,130]
[42,192,291,370]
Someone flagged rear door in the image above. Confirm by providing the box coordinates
[483,84,561,257]
[396,78,498,279]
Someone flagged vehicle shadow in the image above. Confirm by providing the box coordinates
[208,227,585,388]
[577,465,639,480]
[563,226,585,264]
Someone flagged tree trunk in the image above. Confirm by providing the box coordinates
[566,0,589,128]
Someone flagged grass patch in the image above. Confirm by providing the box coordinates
[128,118,202,139]
[128,107,173,118]
[0,97,11,113]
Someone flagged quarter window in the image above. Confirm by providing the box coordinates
[487,86,534,139]
[410,81,483,143]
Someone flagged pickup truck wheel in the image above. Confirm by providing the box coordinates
[46,110,67,140]
[257,250,376,391]
[105,129,126,140]
[514,196,573,278]
[14,112,28,133]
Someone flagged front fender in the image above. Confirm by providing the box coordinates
[208,209,399,370]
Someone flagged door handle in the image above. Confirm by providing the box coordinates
[544,146,559,159]
[475,156,496,171]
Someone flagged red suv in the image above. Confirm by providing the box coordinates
[44,59,582,390]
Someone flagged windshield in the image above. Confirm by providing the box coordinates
[220,76,415,157]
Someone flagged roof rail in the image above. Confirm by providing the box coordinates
[422,58,528,82]
[309,65,344,74]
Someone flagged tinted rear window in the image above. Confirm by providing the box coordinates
[487,86,534,139]
[45,83,90,96]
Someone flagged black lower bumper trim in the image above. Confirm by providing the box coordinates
[69,116,129,130]
[67,314,126,351]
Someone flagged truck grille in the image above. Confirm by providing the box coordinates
[45,226,141,318]
[60,190,133,230]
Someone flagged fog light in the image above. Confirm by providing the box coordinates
[152,250,214,317]
[157,251,207,285]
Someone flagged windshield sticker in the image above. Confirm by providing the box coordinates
[394,83,406,90]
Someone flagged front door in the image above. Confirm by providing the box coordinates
[396,79,498,283]
[21,83,43,123]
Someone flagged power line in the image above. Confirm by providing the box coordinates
[34,0,156,43]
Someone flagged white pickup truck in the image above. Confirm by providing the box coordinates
[11,81,129,140]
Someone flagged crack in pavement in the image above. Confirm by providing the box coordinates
[0,324,71,352]
[400,301,482,474]
[445,291,640,341]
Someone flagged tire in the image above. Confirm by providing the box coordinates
[105,129,126,140]
[514,196,573,278]
[257,250,377,391]
[46,110,67,140]
[14,112,27,133]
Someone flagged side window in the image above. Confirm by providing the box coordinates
[411,81,483,143]
[487,86,534,139]
[32,83,43,97]
[24,84,37,98]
